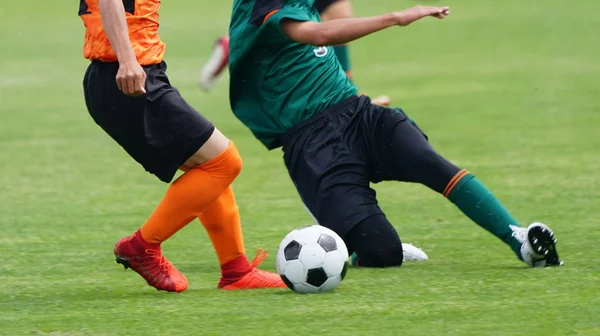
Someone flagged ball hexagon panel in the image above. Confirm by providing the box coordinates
[294,225,326,245]
[318,275,342,292]
[281,259,308,284]
[298,242,327,269]
[306,267,328,287]
[277,228,301,274]
[283,240,302,261]
[322,249,347,278]
[280,274,295,291]
[275,247,287,275]
[278,228,299,248]
[317,233,337,252]
[293,283,319,294]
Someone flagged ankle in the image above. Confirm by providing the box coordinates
[219,255,252,285]
[134,230,160,249]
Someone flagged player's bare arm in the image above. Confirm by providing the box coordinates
[98,0,146,96]
[281,5,450,46]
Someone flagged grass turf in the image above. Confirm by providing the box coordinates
[1,0,599,335]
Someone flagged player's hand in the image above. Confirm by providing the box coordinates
[116,60,147,96]
[394,6,450,26]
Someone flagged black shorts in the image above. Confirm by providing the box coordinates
[83,61,215,183]
[315,0,342,13]
[281,96,458,237]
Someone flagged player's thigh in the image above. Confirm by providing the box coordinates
[83,61,151,162]
[147,88,216,164]
[284,141,380,238]
[367,105,460,193]
[181,129,230,169]
[293,169,383,240]
[83,61,215,182]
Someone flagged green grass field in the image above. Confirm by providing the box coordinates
[1,1,600,335]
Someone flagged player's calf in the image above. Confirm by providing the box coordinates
[441,169,564,267]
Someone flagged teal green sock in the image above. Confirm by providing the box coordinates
[334,45,352,82]
[350,252,358,266]
[446,172,523,258]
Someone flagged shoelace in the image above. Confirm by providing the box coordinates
[247,249,283,287]
[250,248,269,268]
[144,248,172,274]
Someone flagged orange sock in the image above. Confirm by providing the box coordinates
[198,186,246,265]
[140,142,242,244]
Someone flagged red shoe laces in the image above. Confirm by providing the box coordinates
[144,248,171,274]
[250,249,269,268]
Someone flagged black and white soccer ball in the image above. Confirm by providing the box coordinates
[276,225,349,294]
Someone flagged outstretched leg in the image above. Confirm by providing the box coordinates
[368,103,563,267]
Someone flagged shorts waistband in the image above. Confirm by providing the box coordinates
[279,95,360,146]
[89,60,164,69]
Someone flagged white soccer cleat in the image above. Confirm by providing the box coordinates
[199,36,229,92]
[402,243,428,261]
[511,223,564,268]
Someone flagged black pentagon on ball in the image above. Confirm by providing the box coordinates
[280,274,295,290]
[340,261,349,280]
[284,240,301,260]
[317,233,337,252]
[306,267,328,287]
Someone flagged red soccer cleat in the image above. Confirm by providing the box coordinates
[219,249,287,290]
[199,36,230,92]
[114,231,188,292]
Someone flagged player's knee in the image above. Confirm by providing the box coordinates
[219,141,243,179]
[346,215,404,268]
[194,141,243,181]
[358,242,404,268]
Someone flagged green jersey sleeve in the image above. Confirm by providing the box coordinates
[261,3,315,43]
[229,0,357,150]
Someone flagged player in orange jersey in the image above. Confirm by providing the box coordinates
[79,0,286,292]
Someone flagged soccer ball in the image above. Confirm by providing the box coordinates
[276,225,349,294]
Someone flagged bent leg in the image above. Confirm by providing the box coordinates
[286,149,404,268]
[345,214,404,267]
[370,106,524,258]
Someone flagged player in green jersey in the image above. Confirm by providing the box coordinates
[229,1,563,268]
[199,0,390,106]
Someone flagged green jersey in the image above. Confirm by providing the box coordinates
[229,0,357,150]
